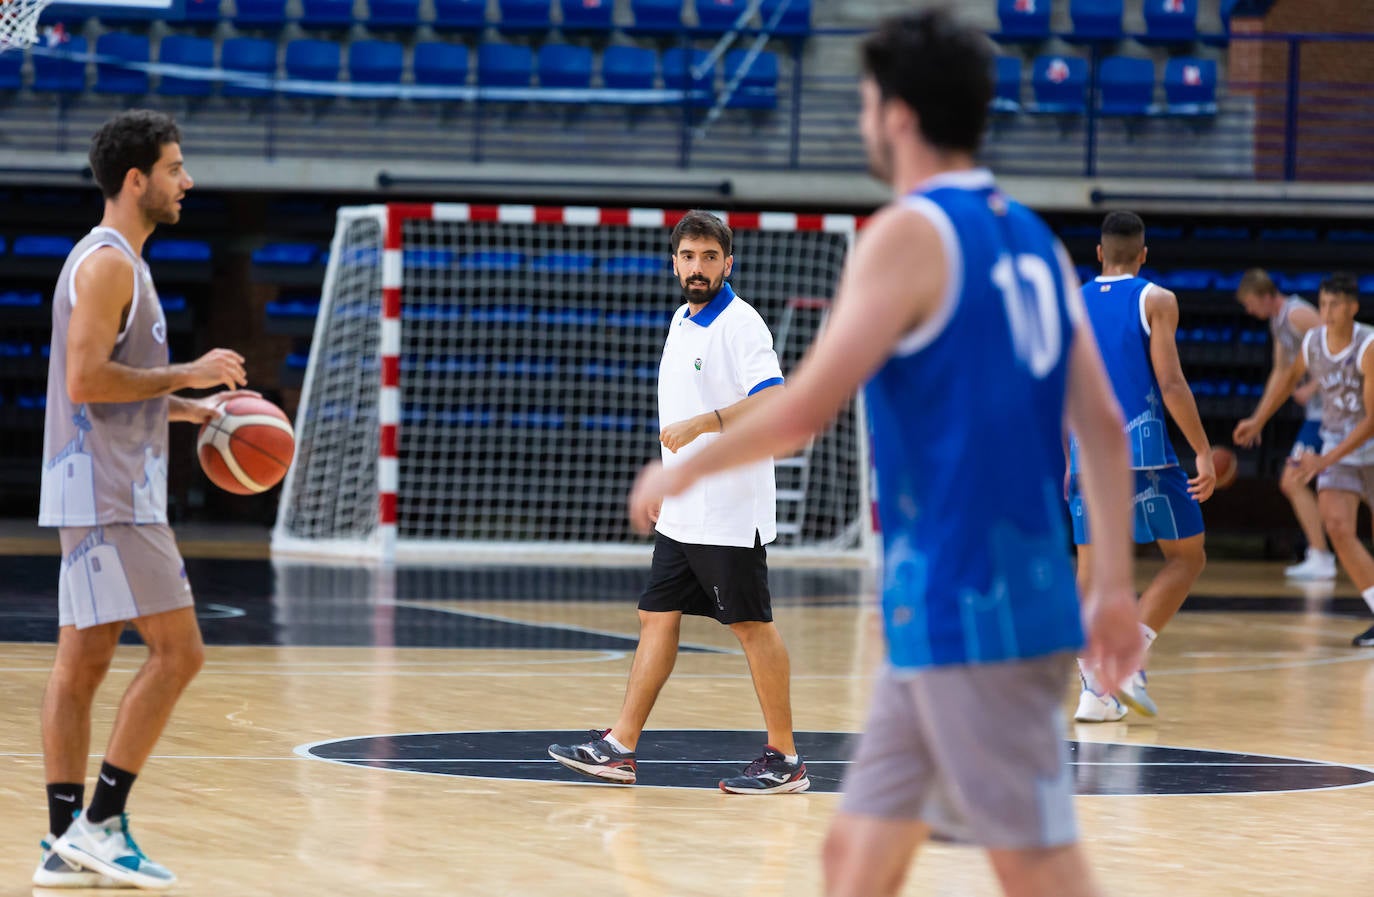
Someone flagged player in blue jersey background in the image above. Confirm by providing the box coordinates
[628,9,1143,897]
[1067,212,1214,723]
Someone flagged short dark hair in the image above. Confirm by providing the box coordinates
[89,110,182,200]
[1100,210,1145,266]
[1237,268,1277,298]
[671,210,732,257]
[860,8,993,154]
[1320,272,1360,301]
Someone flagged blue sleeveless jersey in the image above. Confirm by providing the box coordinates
[865,170,1084,671]
[1067,276,1177,473]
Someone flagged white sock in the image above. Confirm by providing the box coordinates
[1361,586,1374,617]
[1140,623,1158,651]
[603,732,631,754]
[1311,547,1334,561]
[1077,657,1103,694]
[784,753,799,765]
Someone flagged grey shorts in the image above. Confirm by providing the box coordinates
[839,653,1078,849]
[1316,462,1374,503]
[58,525,194,630]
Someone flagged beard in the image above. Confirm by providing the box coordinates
[864,133,893,183]
[681,272,724,305]
[141,186,180,225]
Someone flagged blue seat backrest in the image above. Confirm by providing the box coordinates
[478,43,533,87]
[350,40,403,83]
[414,41,469,86]
[602,45,655,89]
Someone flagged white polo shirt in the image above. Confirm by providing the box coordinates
[655,282,784,548]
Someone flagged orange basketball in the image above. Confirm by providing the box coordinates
[197,397,295,495]
[1213,447,1238,490]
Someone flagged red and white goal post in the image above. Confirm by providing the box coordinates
[271,203,873,565]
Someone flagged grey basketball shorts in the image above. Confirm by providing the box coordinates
[58,524,194,630]
[1316,462,1374,504]
[839,653,1078,849]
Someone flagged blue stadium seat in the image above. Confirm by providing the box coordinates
[159,294,188,312]
[1289,272,1325,294]
[604,255,664,275]
[758,0,810,36]
[350,40,403,84]
[32,37,88,94]
[559,0,613,32]
[993,55,1021,112]
[283,39,340,96]
[629,0,681,33]
[413,41,469,88]
[253,242,318,265]
[181,0,221,23]
[1163,57,1217,115]
[478,43,532,87]
[697,0,748,33]
[1098,56,1155,116]
[1030,55,1087,114]
[266,298,321,317]
[498,0,550,31]
[0,290,42,306]
[299,0,355,29]
[0,236,6,254]
[1260,226,1317,242]
[367,0,421,28]
[532,253,595,273]
[998,0,1051,41]
[724,49,776,110]
[1155,269,1216,292]
[233,0,288,29]
[1070,0,1123,40]
[432,0,486,30]
[95,32,150,95]
[14,235,76,257]
[0,46,24,91]
[538,44,592,88]
[222,37,277,97]
[663,47,714,106]
[1144,0,1198,42]
[1360,275,1374,296]
[602,45,655,90]
[1327,229,1374,244]
[148,239,211,262]
[1193,225,1248,241]
[157,35,215,97]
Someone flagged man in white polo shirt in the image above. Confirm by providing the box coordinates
[549,210,807,794]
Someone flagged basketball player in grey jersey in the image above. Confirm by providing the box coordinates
[1242,274,1374,648]
[1234,269,1334,580]
[35,111,253,890]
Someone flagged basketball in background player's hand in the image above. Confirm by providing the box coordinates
[198,397,295,494]
[1212,447,1238,490]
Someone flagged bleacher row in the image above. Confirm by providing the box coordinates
[1,33,780,106]
[997,53,1217,116]
[40,0,812,36]
[996,0,1228,44]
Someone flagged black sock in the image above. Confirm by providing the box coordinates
[86,762,137,824]
[46,783,84,838]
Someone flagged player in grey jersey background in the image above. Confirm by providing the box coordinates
[34,110,255,891]
[1241,273,1374,648]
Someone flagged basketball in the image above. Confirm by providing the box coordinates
[197,397,295,495]
[1213,447,1238,490]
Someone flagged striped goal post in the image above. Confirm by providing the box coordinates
[271,203,871,565]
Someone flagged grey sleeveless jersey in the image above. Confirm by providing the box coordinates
[1303,323,1374,467]
[1273,295,1322,421]
[39,227,170,526]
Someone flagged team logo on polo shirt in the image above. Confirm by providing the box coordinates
[694,358,702,371]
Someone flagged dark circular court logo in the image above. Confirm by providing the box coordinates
[297,730,1374,797]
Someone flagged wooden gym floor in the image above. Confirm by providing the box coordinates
[1,541,1372,896]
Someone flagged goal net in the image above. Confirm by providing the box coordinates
[271,204,870,564]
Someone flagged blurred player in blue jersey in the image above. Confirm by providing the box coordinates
[1067,212,1214,723]
[628,9,1142,897]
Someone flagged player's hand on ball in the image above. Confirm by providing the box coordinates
[1232,417,1262,448]
[1081,584,1144,696]
[659,417,707,453]
[628,462,684,533]
[1189,449,1216,502]
[183,389,262,424]
[182,348,247,391]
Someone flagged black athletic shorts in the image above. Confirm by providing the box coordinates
[638,531,772,624]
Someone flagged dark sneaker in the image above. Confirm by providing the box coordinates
[719,746,810,794]
[548,729,637,784]
[1353,623,1374,647]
